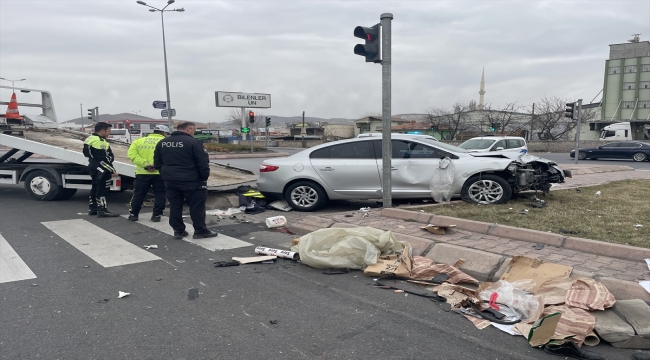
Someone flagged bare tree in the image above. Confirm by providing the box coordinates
[532,96,596,140]
[480,103,529,135]
[223,108,244,127]
[426,102,472,140]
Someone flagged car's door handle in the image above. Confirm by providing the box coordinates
[320,167,334,171]
[381,168,398,170]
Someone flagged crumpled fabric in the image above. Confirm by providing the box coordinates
[410,256,479,284]
[291,227,403,270]
[565,278,616,311]
[430,157,455,203]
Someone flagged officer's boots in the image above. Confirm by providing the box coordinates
[96,197,119,218]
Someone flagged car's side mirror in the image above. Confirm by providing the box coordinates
[597,146,602,149]
[496,147,504,151]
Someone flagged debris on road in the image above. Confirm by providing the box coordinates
[358,207,371,213]
[144,245,158,250]
[188,288,199,301]
[269,320,278,325]
[421,224,456,235]
[268,200,292,212]
[322,268,350,275]
[117,291,130,299]
[519,209,529,215]
[291,238,300,246]
[214,260,240,267]
[532,243,544,250]
[175,260,186,263]
[254,246,299,260]
[595,191,601,196]
[271,227,295,235]
[96,298,110,303]
[231,255,277,264]
[206,208,242,217]
[265,215,287,228]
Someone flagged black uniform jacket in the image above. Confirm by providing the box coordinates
[154,131,210,182]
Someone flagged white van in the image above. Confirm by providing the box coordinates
[108,128,142,144]
[458,136,528,154]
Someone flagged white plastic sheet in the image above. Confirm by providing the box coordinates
[291,227,403,270]
[430,157,455,203]
[478,279,540,321]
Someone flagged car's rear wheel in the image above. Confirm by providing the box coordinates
[633,152,647,162]
[284,181,328,211]
[578,151,587,160]
[461,174,512,205]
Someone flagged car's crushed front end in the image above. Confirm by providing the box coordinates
[505,154,570,194]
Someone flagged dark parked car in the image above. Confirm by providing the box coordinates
[570,141,650,162]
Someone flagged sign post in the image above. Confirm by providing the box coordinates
[215,91,271,142]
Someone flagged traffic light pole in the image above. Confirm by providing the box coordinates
[241,107,246,141]
[574,99,583,164]
[380,13,393,208]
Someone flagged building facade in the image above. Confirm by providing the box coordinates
[600,38,650,139]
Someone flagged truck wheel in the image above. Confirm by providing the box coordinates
[24,170,62,201]
[633,152,647,162]
[461,174,512,205]
[54,188,78,200]
[284,181,328,211]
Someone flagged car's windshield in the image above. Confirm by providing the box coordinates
[458,139,496,150]
[417,138,469,153]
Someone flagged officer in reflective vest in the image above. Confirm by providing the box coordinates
[127,124,169,222]
[83,122,119,217]
[153,122,219,240]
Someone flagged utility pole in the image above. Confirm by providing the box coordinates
[380,13,393,208]
[530,103,535,141]
[301,110,306,148]
[574,99,583,164]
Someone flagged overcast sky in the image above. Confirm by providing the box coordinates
[1,0,649,124]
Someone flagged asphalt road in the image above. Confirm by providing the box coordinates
[0,184,636,359]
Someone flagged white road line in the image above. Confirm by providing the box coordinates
[0,234,37,284]
[41,219,161,267]
[125,213,253,251]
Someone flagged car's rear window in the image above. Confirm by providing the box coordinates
[458,139,495,150]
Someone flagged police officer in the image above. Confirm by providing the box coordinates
[153,122,218,240]
[83,122,119,217]
[127,125,169,222]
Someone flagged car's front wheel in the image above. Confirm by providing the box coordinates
[633,152,647,162]
[284,181,328,211]
[461,174,512,205]
[578,151,587,160]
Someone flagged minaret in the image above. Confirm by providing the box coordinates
[478,67,486,110]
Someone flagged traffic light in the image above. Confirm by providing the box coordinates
[87,108,95,122]
[249,111,255,124]
[241,127,250,133]
[490,123,496,132]
[265,117,271,127]
[354,23,381,63]
[565,102,575,119]
[430,125,437,131]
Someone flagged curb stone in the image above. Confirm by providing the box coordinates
[381,208,650,262]
[208,152,290,160]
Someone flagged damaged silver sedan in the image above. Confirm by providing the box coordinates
[257,134,570,211]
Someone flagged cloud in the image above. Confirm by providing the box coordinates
[1,0,648,123]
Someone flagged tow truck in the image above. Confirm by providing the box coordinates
[0,85,257,200]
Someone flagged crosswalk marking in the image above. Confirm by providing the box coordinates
[124,213,253,251]
[0,234,37,284]
[41,219,161,267]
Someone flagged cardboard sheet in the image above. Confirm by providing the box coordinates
[364,243,413,278]
[517,312,562,347]
[500,256,573,293]
[232,255,277,264]
[421,224,456,235]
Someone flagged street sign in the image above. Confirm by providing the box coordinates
[215,91,271,108]
[161,109,176,117]
[152,101,167,109]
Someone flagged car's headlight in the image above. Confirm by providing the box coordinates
[507,163,518,172]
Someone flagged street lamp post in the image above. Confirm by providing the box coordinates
[0,77,27,90]
[136,0,184,130]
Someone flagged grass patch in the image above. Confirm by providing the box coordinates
[414,179,650,248]
[204,143,267,153]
